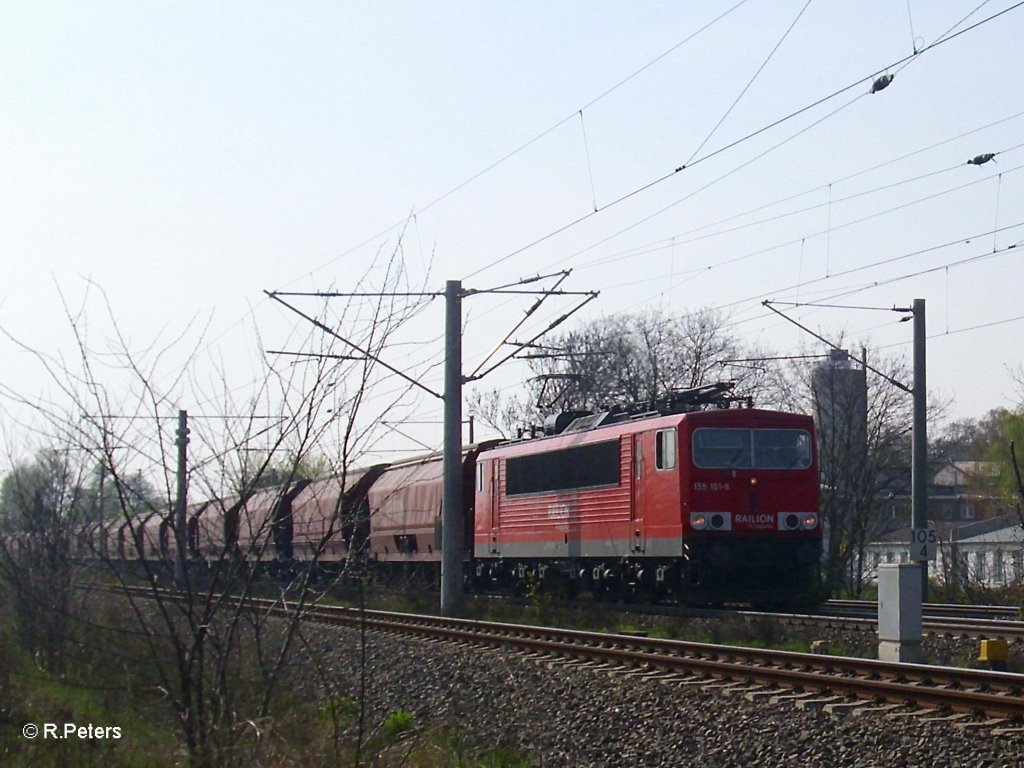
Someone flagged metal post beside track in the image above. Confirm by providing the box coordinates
[441,280,464,616]
[911,299,928,602]
[174,409,189,591]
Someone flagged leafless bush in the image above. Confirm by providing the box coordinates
[0,240,433,766]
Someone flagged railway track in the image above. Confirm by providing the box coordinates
[691,604,1024,643]
[471,593,1024,642]
[114,585,1024,728]
[816,598,1024,641]
[824,598,1024,621]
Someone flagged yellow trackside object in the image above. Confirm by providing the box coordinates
[978,639,1008,664]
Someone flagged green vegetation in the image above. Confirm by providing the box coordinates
[374,726,534,768]
[381,709,415,740]
[981,407,1024,499]
[928,580,1024,609]
[342,587,890,667]
[320,695,360,725]
[323,580,440,616]
[0,583,536,767]
[474,746,535,768]
[0,614,175,768]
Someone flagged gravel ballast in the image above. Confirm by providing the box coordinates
[294,621,1024,768]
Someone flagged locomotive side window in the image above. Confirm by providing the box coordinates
[476,462,484,492]
[692,428,810,469]
[655,428,676,470]
[506,440,620,496]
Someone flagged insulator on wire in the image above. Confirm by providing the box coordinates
[967,153,996,166]
[871,74,894,93]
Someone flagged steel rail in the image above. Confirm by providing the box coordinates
[250,594,1024,720]
[825,598,1024,621]
[471,595,1024,640]
[756,609,1024,641]
[318,607,1024,718]
[104,585,1024,720]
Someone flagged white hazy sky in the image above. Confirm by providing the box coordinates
[2,1,1023,464]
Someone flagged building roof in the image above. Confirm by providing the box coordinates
[869,513,1024,545]
[932,460,1001,488]
[945,512,1020,540]
[954,513,1023,544]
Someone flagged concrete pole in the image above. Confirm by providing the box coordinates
[174,409,189,590]
[441,280,464,616]
[911,299,928,601]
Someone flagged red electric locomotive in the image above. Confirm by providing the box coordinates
[472,388,820,607]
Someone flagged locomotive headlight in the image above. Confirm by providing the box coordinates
[779,513,804,531]
[692,512,730,530]
[801,513,818,530]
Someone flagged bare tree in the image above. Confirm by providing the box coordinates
[764,342,927,597]
[0,446,93,667]
[0,242,432,765]
[466,387,534,440]
[1009,442,1024,534]
[470,307,765,429]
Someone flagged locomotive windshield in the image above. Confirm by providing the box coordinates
[692,428,811,470]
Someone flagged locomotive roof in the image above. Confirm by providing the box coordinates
[486,407,812,457]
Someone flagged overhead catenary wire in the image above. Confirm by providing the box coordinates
[203,10,820,397]
[517,219,1024,364]
[462,1,1024,282]
[149,6,759,413]
[41,3,1024,466]
[485,211,1024,403]
[554,124,1024,277]
[685,0,814,165]
[790,239,1020,304]
[878,311,1024,350]
[182,3,1024,438]
[620,114,1024,261]
[544,93,869,276]
[493,222,1015,421]
[763,301,914,312]
[714,237,1023,361]
[593,163,1024,301]
[762,300,912,391]
[906,0,920,53]
[271,1,753,294]
[892,0,994,82]
[251,272,601,456]
[992,172,1004,252]
[579,111,599,213]
[723,223,1024,320]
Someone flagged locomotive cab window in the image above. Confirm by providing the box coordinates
[752,429,811,469]
[692,428,810,469]
[692,428,752,468]
[655,428,676,470]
